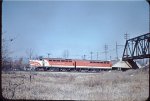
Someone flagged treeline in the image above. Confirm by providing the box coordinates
[2,57,29,71]
[2,33,30,71]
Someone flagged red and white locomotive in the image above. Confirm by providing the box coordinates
[29,58,112,71]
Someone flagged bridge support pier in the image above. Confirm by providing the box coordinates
[126,59,139,69]
[122,33,150,69]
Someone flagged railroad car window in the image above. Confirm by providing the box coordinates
[61,60,65,62]
[56,60,60,62]
[53,60,56,62]
[49,60,52,61]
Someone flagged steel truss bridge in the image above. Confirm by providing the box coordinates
[122,33,150,69]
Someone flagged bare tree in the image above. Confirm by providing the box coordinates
[26,48,33,60]
[2,37,12,61]
[2,33,15,70]
[34,54,39,59]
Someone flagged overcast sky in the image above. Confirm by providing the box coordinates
[2,0,149,60]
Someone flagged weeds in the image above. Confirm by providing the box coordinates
[2,68,149,100]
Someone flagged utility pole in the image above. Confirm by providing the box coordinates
[66,50,69,59]
[124,33,129,40]
[110,56,111,61]
[116,42,118,60]
[83,54,86,60]
[27,48,33,60]
[124,33,129,57]
[90,52,93,60]
[63,50,69,59]
[116,41,124,60]
[96,52,99,60]
[104,44,108,61]
[47,53,50,58]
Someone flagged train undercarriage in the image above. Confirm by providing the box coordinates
[34,66,112,72]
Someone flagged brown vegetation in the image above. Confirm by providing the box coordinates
[2,68,149,100]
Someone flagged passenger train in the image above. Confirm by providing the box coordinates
[29,58,112,72]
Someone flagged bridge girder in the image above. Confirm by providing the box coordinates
[122,33,150,61]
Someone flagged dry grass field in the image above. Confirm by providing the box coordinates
[2,68,149,100]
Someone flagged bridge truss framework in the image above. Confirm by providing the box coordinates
[122,33,150,61]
